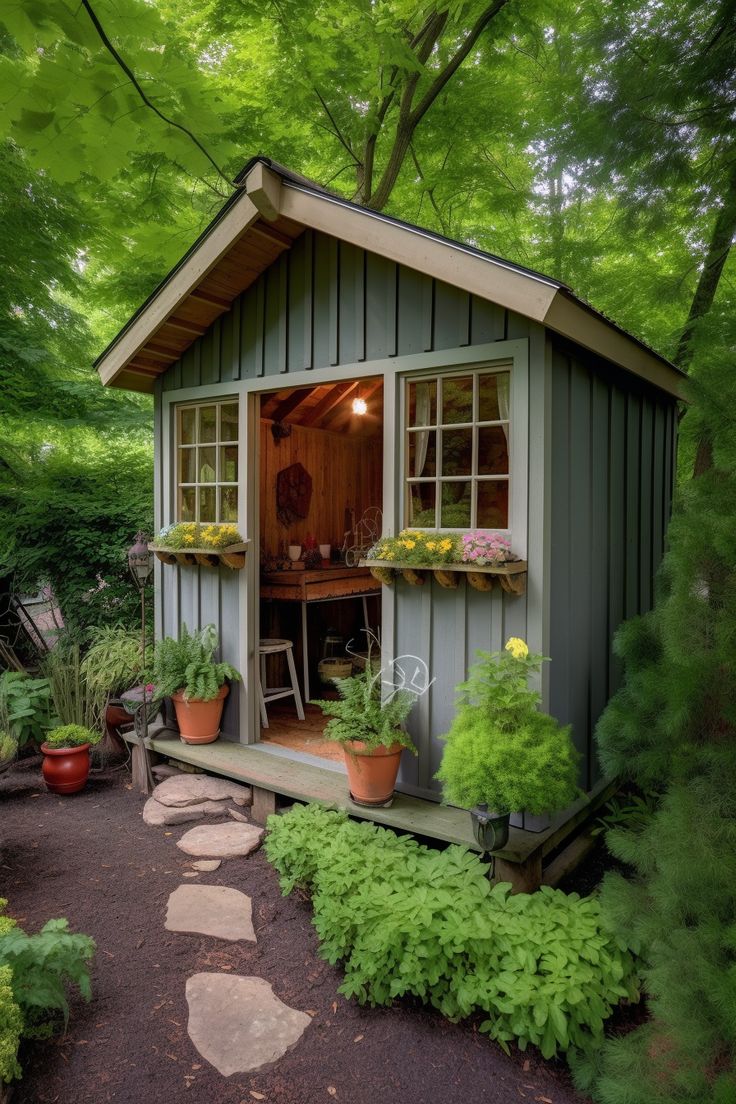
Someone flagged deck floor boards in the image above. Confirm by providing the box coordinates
[124,727,616,862]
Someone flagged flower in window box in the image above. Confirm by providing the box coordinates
[460,531,512,566]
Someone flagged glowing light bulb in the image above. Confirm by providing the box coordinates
[352,396,367,416]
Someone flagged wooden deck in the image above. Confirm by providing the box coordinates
[124,726,617,889]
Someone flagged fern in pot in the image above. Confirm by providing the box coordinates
[151,624,241,745]
[312,664,418,806]
[435,638,579,851]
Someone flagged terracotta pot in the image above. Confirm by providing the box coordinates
[41,743,91,795]
[171,684,229,744]
[342,740,405,806]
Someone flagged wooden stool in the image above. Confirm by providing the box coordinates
[258,639,305,729]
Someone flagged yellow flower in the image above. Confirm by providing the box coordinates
[403,539,416,550]
[505,637,529,660]
[426,540,436,551]
[183,534,195,545]
[383,549,396,560]
[439,539,452,552]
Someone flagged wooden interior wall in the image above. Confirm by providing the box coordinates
[259,419,382,557]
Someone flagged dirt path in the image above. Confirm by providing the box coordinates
[1,762,588,1104]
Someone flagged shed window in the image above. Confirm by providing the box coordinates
[175,400,239,523]
[405,370,509,529]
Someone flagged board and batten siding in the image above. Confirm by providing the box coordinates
[156,228,544,772]
[547,341,677,789]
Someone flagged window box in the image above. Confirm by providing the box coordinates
[360,558,527,595]
[149,541,249,570]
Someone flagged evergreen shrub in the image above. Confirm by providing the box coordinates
[265,803,639,1058]
[436,642,579,813]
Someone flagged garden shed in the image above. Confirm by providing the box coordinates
[96,156,684,888]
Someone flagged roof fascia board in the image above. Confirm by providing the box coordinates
[278,183,559,322]
[543,294,685,399]
[246,161,282,220]
[97,191,261,386]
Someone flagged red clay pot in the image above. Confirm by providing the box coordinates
[41,743,91,795]
[171,684,229,744]
[342,740,405,806]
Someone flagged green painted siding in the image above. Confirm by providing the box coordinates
[548,342,677,789]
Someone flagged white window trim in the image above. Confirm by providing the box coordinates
[174,398,240,524]
[403,364,512,533]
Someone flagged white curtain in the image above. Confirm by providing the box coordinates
[413,383,431,476]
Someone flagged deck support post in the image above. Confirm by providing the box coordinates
[251,785,277,825]
[493,850,543,894]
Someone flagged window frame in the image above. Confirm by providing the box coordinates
[175,398,240,524]
[403,365,511,533]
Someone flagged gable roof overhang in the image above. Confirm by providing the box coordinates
[95,157,685,399]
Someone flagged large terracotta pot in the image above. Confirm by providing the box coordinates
[41,743,91,795]
[171,684,229,744]
[342,740,405,806]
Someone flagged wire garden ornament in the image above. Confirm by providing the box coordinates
[346,630,435,705]
[342,507,382,566]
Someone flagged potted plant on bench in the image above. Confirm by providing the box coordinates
[312,663,418,806]
[435,638,579,851]
[151,624,241,745]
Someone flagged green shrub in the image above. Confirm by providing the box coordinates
[0,899,95,1081]
[0,672,55,749]
[0,732,17,765]
[151,623,240,701]
[44,724,100,749]
[436,642,579,814]
[265,804,639,1058]
[311,665,417,752]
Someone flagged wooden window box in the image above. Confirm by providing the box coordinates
[360,559,527,595]
[149,542,249,570]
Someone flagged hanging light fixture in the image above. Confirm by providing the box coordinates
[352,393,367,416]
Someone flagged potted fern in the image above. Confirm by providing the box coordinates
[435,639,580,851]
[311,665,417,806]
[151,624,240,744]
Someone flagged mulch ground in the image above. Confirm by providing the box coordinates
[1,758,590,1104]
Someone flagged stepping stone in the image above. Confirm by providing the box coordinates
[192,859,221,872]
[185,974,310,1075]
[152,763,183,780]
[143,798,207,827]
[177,822,264,859]
[166,886,255,942]
[153,775,252,809]
[228,808,249,823]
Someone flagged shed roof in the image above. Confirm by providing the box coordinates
[95,156,685,398]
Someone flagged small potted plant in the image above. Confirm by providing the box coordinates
[150,624,240,744]
[41,724,101,794]
[435,638,579,851]
[311,664,418,806]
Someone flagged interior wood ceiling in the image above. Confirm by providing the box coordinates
[260,377,383,437]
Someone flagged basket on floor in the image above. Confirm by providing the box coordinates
[318,657,353,685]
[351,651,382,676]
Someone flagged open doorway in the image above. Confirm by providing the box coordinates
[256,376,383,764]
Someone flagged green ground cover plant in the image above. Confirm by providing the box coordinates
[265,803,639,1059]
[43,724,100,750]
[0,900,95,1083]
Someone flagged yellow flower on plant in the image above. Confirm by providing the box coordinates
[183,534,195,545]
[439,539,452,552]
[505,637,529,660]
[401,539,416,550]
[426,540,436,551]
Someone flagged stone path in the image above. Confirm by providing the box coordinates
[145,768,310,1077]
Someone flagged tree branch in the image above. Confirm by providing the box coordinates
[80,0,232,186]
[313,88,360,165]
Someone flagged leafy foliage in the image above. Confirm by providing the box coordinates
[0,673,55,749]
[44,724,100,749]
[151,623,240,701]
[0,965,22,1083]
[311,665,417,752]
[265,804,639,1059]
[436,646,579,813]
[81,625,148,701]
[0,732,17,766]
